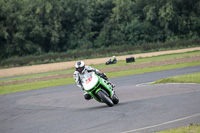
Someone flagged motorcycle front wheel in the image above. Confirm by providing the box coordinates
[97,91,113,107]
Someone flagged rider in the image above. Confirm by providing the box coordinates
[73,61,115,100]
[111,56,117,62]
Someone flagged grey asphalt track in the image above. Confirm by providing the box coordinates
[0,66,200,133]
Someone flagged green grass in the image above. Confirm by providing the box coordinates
[0,50,199,95]
[0,77,75,95]
[153,72,200,84]
[1,61,200,95]
[1,50,200,83]
[157,124,200,133]
[90,50,200,69]
[106,61,200,78]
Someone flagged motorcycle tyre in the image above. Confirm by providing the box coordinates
[97,91,113,107]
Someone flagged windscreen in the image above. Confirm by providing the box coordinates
[81,73,92,84]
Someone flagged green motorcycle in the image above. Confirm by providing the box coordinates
[82,72,119,107]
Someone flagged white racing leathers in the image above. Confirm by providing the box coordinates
[73,66,100,89]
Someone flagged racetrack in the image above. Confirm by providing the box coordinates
[0,66,200,133]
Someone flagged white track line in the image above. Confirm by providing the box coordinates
[122,113,200,133]
[136,82,154,86]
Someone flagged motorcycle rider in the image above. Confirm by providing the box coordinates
[73,61,115,100]
[111,56,117,62]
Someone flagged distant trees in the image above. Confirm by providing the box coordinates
[0,0,199,59]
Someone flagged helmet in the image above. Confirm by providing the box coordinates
[75,61,85,73]
[113,56,115,58]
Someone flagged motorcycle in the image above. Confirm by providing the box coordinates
[82,72,119,107]
[105,59,117,65]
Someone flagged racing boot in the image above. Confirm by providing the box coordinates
[83,91,93,100]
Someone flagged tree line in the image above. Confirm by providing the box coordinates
[0,0,199,60]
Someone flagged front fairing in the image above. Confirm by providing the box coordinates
[82,73,99,91]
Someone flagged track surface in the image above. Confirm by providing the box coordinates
[0,66,200,133]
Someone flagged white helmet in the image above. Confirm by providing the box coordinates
[113,56,115,58]
[75,61,85,73]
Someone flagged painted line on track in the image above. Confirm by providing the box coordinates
[136,82,154,86]
[121,113,200,133]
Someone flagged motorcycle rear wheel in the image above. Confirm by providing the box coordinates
[97,91,113,107]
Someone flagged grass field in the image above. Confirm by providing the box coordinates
[0,50,200,95]
[0,61,200,95]
[0,50,199,83]
[153,72,200,84]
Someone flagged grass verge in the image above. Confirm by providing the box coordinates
[106,61,200,78]
[0,78,75,95]
[0,61,200,95]
[157,124,200,133]
[153,72,200,84]
[1,50,200,83]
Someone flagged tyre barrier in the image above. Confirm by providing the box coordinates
[126,57,135,63]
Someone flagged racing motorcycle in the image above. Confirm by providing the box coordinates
[82,72,119,107]
[105,59,117,65]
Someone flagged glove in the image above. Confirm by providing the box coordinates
[95,70,100,75]
[102,73,108,80]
